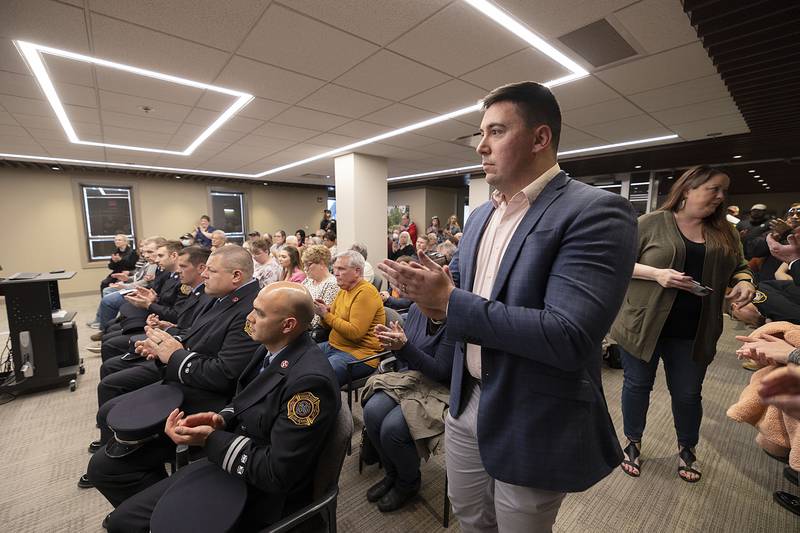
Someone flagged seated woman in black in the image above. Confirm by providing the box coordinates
[361,304,455,512]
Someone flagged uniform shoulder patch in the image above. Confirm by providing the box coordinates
[180,284,192,295]
[287,392,320,426]
[753,290,767,304]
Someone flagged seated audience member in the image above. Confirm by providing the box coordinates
[437,240,457,263]
[399,213,417,244]
[313,250,386,385]
[426,232,439,250]
[390,231,415,260]
[351,242,375,283]
[100,234,139,293]
[425,216,444,243]
[88,237,163,330]
[95,241,187,359]
[415,236,428,256]
[100,282,340,532]
[445,214,461,238]
[179,233,195,247]
[91,247,212,426]
[380,256,414,311]
[83,246,261,497]
[210,230,227,251]
[242,230,260,252]
[250,236,281,287]
[271,230,287,256]
[279,245,306,282]
[323,231,338,257]
[310,235,323,246]
[285,235,299,248]
[193,215,215,249]
[295,229,306,250]
[301,245,339,330]
[362,304,455,511]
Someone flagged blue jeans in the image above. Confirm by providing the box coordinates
[317,341,374,386]
[95,290,126,329]
[620,337,709,448]
[363,391,421,490]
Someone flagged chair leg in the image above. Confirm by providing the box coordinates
[443,472,450,528]
[346,383,353,456]
[328,500,338,533]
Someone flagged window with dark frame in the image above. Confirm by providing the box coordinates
[81,185,137,261]
[210,190,245,245]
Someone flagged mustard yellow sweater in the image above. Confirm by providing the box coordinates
[323,279,385,366]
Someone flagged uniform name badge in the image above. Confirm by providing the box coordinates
[287,392,320,426]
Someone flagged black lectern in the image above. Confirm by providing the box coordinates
[0,272,83,394]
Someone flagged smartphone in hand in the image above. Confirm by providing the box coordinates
[689,280,713,296]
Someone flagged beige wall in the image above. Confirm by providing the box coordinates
[425,187,459,232]
[0,167,326,296]
[388,186,466,233]
[388,187,426,229]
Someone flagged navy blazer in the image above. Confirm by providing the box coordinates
[447,172,637,492]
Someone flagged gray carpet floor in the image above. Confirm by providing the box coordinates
[0,294,795,532]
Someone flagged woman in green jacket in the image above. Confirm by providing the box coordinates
[610,166,755,482]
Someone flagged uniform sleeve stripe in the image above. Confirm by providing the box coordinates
[177,352,198,384]
[222,436,245,472]
[224,437,251,473]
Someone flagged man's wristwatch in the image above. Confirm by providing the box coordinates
[788,347,800,365]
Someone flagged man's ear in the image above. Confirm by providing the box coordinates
[530,124,553,155]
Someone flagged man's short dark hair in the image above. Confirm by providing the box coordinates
[179,245,211,266]
[200,215,211,222]
[324,231,336,242]
[481,81,562,152]
[159,240,184,255]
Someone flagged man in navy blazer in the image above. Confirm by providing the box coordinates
[379,81,637,531]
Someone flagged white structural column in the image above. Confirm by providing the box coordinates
[467,176,491,222]
[334,152,389,264]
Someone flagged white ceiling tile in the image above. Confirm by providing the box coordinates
[331,120,391,138]
[184,108,219,127]
[238,97,290,122]
[239,4,378,81]
[101,125,175,146]
[88,0,271,51]
[54,83,97,108]
[100,110,180,135]
[361,103,438,128]
[493,0,636,40]
[64,104,101,124]
[562,97,643,128]
[270,107,350,131]
[378,133,435,150]
[335,50,451,101]
[0,0,90,52]
[0,94,53,117]
[298,84,391,119]
[613,0,698,55]
[214,56,325,104]
[650,97,741,127]
[558,125,607,149]
[217,115,263,134]
[0,124,32,138]
[418,140,477,158]
[460,48,570,91]
[595,42,717,95]
[549,75,621,110]
[194,91,238,112]
[288,0,450,45]
[96,69,205,106]
[41,142,106,160]
[670,113,750,141]
[8,112,60,130]
[0,110,17,125]
[90,13,231,82]
[627,74,730,112]
[389,2,525,76]
[0,71,41,99]
[0,41,32,76]
[99,91,193,123]
[403,79,486,113]
[581,114,674,142]
[305,132,359,149]
[40,54,95,87]
[418,120,480,143]
[0,134,43,151]
[64,122,102,139]
[251,122,322,142]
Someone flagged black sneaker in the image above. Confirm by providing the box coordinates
[377,480,420,512]
[366,476,395,503]
[77,474,94,489]
[88,440,103,454]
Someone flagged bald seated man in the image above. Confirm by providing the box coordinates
[104,283,341,532]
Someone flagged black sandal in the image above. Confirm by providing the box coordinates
[678,446,702,483]
[621,440,641,477]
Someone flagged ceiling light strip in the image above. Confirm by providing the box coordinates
[14,40,253,156]
[463,0,589,76]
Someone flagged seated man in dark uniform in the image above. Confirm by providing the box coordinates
[80,246,261,490]
[102,282,340,532]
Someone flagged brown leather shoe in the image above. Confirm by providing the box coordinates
[90,331,103,342]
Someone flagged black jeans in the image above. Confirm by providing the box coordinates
[620,337,709,448]
[363,391,421,490]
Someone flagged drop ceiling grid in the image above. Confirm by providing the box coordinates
[0,0,749,183]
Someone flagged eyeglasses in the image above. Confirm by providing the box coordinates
[788,208,800,215]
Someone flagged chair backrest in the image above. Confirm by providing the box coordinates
[371,275,382,292]
[312,400,353,498]
[384,307,404,328]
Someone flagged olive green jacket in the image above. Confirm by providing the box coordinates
[610,210,753,365]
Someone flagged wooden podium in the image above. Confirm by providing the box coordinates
[0,272,84,394]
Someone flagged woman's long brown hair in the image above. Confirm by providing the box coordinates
[659,165,741,256]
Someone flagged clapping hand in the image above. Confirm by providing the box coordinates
[758,365,800,419]
[139,326,183,364]
[735,334,794,366]
[378,251,454,320]
[165,409,224,446]
[374,321,407,351]
[313,298,330,317]
[124,287,158,309]
[146,313,174,330]
[769,218,792,238]
[766,229,800,263]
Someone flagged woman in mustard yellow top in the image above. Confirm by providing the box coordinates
[313,250,386,385]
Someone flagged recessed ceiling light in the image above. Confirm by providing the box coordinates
[758,179,764,182]
[765,186,771,190]
[14,40,253,156]
[753,175,760,178]
[667,176,674,180]
[325,175,331,179]
[50,165,60,170]
[174,175,181,179]
[748,169,756,173]
[262,182,268,186]
[634,165,642,169]
[733,155,742,159]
